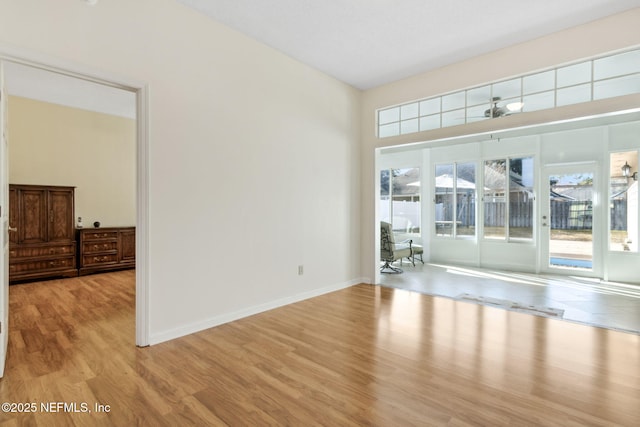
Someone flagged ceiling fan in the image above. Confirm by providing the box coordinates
[484,96,524,118]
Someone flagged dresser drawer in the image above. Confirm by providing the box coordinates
[81,231,118,241]
[76,226,135,276]
[9,256,75,274]
[82,241,118,254]
[10,243,75,259]
[82,253,118,266]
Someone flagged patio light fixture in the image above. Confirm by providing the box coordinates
[622,161,638,181]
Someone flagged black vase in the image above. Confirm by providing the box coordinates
[93,221,101,228]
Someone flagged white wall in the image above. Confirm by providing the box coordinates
[0,0,362,344]
[8,96,136,227]
[363,8,640,282]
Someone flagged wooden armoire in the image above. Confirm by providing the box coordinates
[8,184,77,283]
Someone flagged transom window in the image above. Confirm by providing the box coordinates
[378,48,640,138]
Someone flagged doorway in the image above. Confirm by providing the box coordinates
[0,54,149,369]
[541,163,601,276]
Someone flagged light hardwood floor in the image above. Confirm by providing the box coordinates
[1,271,639,426]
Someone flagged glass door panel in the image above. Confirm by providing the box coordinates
[543,166,595,271]
[380,167,421,243]
[610,151,638,252]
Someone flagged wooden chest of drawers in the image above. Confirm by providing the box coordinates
[77,227,135,275]
[9,242,76,280]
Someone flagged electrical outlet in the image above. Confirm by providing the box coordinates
[298,265,304,275]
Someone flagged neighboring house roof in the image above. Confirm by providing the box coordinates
[435,174,476,190]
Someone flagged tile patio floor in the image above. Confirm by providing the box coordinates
[379,261,640,334]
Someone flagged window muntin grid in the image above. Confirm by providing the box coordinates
[377,48,640,138]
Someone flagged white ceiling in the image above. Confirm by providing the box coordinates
[177,0,640,89]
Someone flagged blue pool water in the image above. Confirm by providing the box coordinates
[550,257,593,269]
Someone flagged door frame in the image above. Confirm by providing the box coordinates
[539,161,603,278]
[0,61,9,376]
[0,45,150,348]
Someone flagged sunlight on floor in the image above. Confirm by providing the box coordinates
[430,263,549,287]
[430,263,640,299]
[379,261,640,334]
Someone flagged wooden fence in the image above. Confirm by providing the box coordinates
[435,199,627,230]
[610,199,627,230]
[461,200,628,230]
[480,201,535,228]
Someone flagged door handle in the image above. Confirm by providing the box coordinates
[8,227,17,232]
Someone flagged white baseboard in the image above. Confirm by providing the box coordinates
[149,277,366,345]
